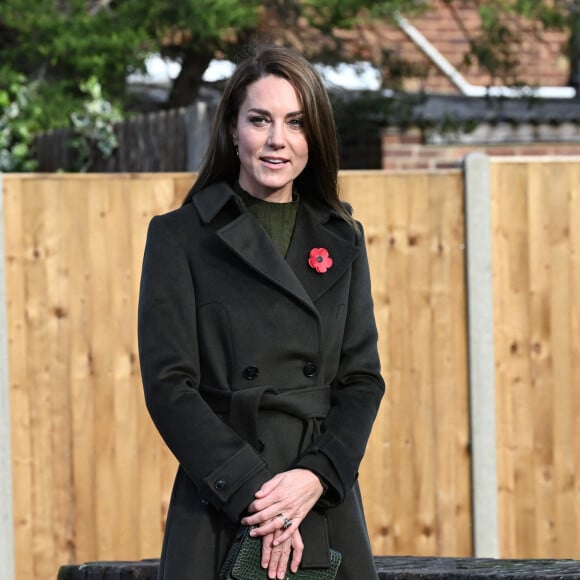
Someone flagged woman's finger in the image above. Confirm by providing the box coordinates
[289,530,304,573]
[249,512,297,537]
[268,531,291,580]
[260,533,274,569]
[272,516,301,546]
[253,474,282,499]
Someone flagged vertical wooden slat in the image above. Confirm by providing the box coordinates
[407,173,438,556]
[430,171,471,556]
[526,162,555,558]
[4,176,33,580]
[492,161,534,557]
[43,179,76,568]
[88,179,117,560]
[65,180,96,564]
[549,163,575,558]
[23,179,57,578]
[568,162,580,557]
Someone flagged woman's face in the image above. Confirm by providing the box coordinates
[232,75,308,203]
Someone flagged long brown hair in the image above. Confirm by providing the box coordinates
[183,44,355,229]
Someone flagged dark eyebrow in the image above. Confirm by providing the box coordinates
[247,107,304,118]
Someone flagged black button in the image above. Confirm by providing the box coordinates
[214,479,226,490]
[303,362,317,377]
[243,366,259,380]
[256,439,265,452]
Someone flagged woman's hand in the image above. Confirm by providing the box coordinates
[242,468,324,546]
[260,528,304,579]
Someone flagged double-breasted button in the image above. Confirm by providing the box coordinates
[214,479,226,491]
[303,362,317,377]
[243,366,259,380]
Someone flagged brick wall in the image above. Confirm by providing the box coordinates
[325,0,571,94]
[382,126,580,170]
[396,0,570,93]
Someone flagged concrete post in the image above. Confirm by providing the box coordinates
[463,153,500,557]
[0,172,15,579]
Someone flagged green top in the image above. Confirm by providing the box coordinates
[235,183,299,258]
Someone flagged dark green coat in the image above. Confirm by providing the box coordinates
[138,182,385,579]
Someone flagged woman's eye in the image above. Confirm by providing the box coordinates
[288,118,304,130]
[249,115,268,126]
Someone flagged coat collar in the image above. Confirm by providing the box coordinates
[192,182,360,312]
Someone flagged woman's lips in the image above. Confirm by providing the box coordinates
[261,156,289,166]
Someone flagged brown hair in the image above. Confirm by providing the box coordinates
[183,44,356,229]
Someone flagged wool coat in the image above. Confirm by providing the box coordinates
[138,181,385,579]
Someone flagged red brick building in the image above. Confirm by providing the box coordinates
[305,1,580,169]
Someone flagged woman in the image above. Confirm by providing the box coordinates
[138,44,385,580]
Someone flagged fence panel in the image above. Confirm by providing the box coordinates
[340,171,471,557]
[491,159,580,559]
[3,170,469,580]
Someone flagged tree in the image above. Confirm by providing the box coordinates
[1,0,577,130]
[116,0,264,108]
[0,0,430,117]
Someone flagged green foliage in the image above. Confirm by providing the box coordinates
[1,0,148,116]
[137,0,262,48]
[0,72,43,172]
[69,77,123,172]
[303,0,427,32]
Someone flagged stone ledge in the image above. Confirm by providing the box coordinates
[375,556,580,578]
[57,556,580,579]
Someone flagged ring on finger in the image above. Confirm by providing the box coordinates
[276,513,292,530]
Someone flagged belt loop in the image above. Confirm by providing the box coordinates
[228,388,265,447]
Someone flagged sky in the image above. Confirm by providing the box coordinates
[131,55,382,91]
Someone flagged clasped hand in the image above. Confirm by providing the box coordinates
[241,468,324,579]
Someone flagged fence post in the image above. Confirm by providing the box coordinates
[463,153,499,558]
[0,172,15,580]
[184,100,216,171]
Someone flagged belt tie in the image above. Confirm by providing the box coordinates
[201,383,334,567]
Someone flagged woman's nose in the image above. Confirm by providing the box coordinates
[267,123,285,148]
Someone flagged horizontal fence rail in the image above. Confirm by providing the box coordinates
[2,160,580,580]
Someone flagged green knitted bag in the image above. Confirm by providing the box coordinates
[219,526,341,580]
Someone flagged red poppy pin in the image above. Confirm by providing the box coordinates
[308,247,333,274]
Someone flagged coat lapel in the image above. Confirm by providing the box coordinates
[286,203,360,303]
[192,182,360,310]
[217,211,317,313]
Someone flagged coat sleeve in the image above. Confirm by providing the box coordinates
[138,215,272,521]
[294,223,385,507]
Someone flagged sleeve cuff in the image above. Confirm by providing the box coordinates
[202,446,272,521]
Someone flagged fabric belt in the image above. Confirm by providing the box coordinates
[200,383,334,568]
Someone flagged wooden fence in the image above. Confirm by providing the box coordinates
[491,160,580,558]
[33,97,381,173]
[1,159,580,580]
